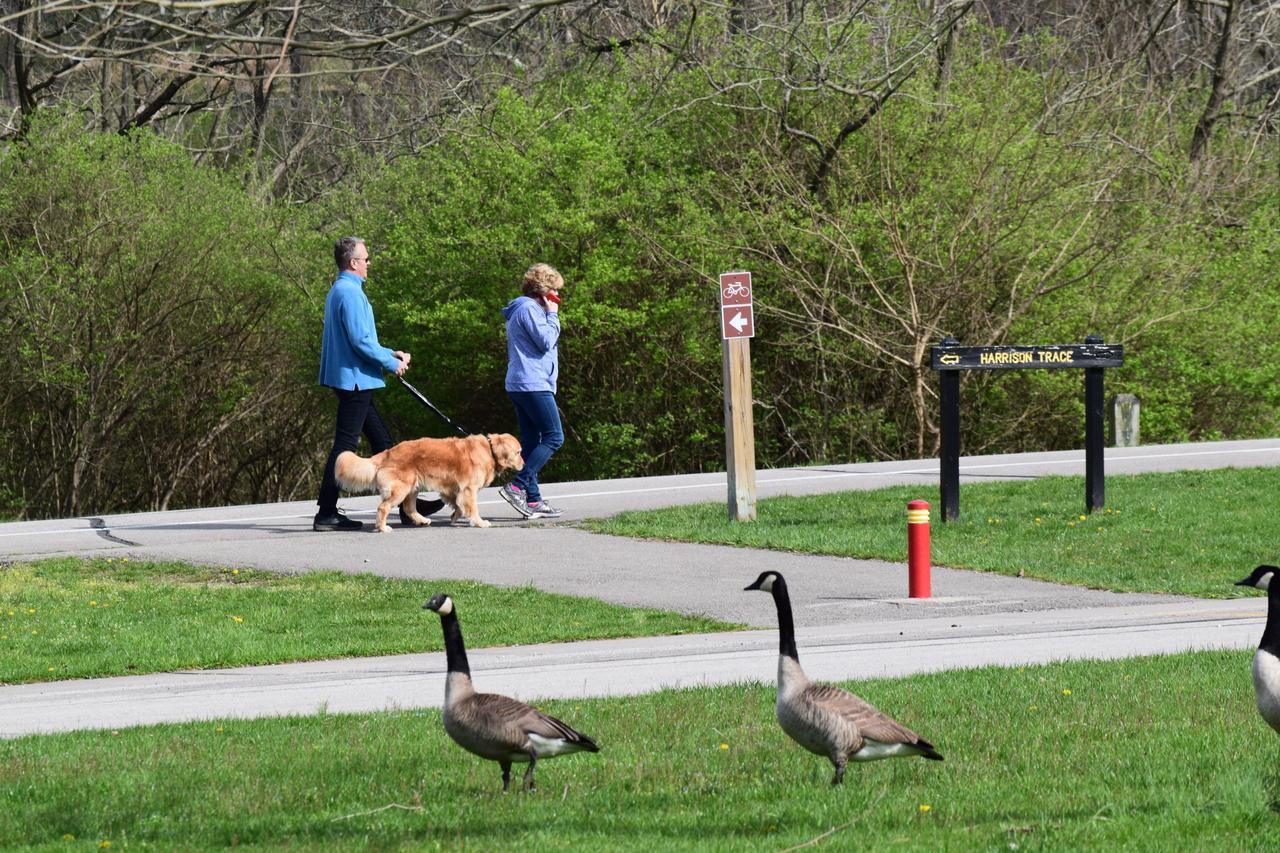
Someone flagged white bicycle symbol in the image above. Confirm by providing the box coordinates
[722,281,750,300]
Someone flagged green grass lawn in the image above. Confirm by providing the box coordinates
[0,558,737,685]
[2,650,1275,850]
[584,466,1280,598]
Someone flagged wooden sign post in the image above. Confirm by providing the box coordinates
[720,271,756,521]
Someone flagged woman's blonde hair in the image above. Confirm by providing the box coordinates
[522,263,564,298]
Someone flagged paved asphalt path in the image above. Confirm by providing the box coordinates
[1,438,1276,737]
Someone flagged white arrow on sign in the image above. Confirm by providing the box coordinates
[729,311,748,333]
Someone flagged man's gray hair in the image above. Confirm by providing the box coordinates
[334,236,365,270]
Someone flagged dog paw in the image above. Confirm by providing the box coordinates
[375,525,392,533]
[473,519,492,529]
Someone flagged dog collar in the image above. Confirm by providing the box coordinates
[485,435,517,487]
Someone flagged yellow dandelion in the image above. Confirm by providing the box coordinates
[918,804,932,813]
[1078,515,1087,521]
[90,600,97,606]
[1034,518,1041,524]
[1062,688,1072,696]
[1067,522,1076,528]
[719,743,729,750]
[106,558,113,563]
[47,667,54,672]
[232,569,239,575]
[229,615,244,623]
[216,726,224,733]
[26,608,35,614]
[100,841,111,849]
[1029,705,1038,711]
[31,630,37,635]
[61,834,75,841]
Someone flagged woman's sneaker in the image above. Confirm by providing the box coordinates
[526,499,563,519]
[500,483,542,518]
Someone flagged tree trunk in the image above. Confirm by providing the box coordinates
[1188,0,1236,164]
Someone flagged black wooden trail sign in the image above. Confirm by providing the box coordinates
[929,335,1124,522]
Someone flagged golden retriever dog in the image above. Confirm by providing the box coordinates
[335,433,524,532]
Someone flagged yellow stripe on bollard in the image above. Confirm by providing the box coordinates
[907,509,930,524]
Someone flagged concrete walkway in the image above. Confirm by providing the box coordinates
[1,439,1275,737]
[0,597,1261,738]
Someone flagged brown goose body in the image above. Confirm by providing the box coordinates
[425,594,599,792]
[746,571,943,784]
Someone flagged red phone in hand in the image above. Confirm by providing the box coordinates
[545,291,561,305]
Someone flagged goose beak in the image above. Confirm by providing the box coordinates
[1235,577,1252,586]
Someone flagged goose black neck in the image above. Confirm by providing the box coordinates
[770,579,800,662]
[1262,584,1280,654]
[439,610,471,676]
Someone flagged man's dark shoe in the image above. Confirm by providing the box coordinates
[400,497,445,527]
[313,510,363,532]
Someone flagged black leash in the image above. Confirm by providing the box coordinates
[394,376,517,485]
[396,376,471,437]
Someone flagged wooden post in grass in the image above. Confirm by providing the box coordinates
[720,272,756,521]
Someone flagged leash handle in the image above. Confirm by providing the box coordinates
[396,376,471,437]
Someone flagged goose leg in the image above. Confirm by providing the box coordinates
[500,760,512,793]
[522,754,538,792]
[831,756,847,786]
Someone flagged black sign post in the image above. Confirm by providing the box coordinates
[938,363,961,523]
[931,335,1123,522]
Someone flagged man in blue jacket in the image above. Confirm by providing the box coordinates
[313,236,443,531]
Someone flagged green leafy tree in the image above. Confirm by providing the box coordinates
[0,113,324,517]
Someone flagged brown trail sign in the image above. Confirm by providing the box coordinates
[720,272,756,521]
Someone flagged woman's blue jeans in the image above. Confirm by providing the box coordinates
[508,390,563,503]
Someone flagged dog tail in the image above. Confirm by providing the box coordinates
[334,451,378,492]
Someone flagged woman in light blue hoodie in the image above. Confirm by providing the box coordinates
[499,263,565,519]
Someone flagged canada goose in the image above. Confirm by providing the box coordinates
[745,570,943,784]
[1235,565,1280,734]
[422,593,599,792]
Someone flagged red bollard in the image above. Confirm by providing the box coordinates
[907,500,931,599]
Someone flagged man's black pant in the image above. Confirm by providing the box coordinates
[317,388,393,515]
